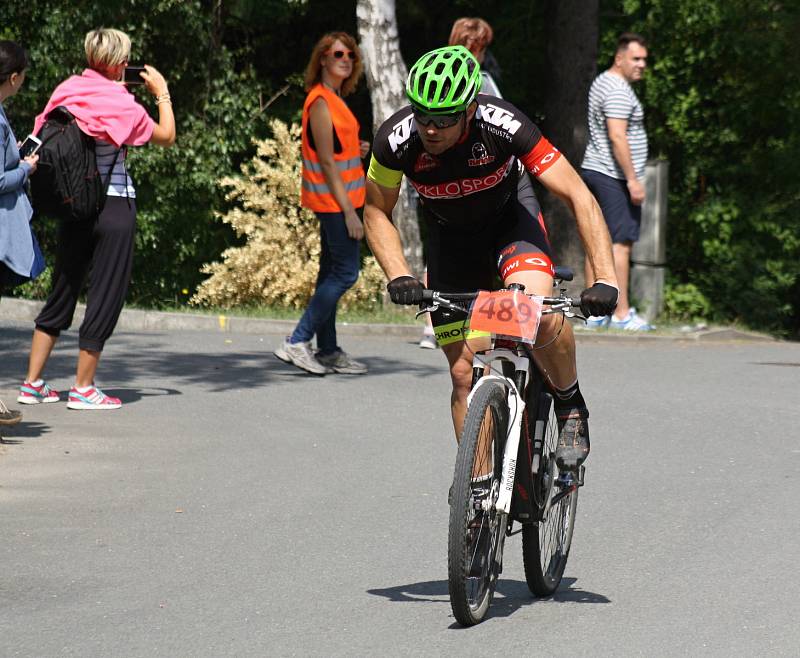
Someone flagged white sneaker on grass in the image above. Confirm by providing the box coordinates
[609,308,654,331]
[584,315,610,330]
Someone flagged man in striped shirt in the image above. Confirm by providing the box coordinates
[581,32,652,331]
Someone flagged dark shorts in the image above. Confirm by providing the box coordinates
[581,168,641,243]
[424,174,553,334]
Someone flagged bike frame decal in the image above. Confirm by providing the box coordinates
[467,350,529,515]
[433,319,491,346]
[468,290,544,343]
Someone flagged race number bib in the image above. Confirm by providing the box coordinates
[468,290,543,343]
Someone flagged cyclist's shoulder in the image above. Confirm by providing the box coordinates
[373,104,418,161]
[473,94,540,142]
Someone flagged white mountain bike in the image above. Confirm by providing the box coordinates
[418,268,585,626]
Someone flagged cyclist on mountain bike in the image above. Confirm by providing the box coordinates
[363,46,619,470]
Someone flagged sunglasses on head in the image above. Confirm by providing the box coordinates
[412,108,465,129]
[328,49,356,60]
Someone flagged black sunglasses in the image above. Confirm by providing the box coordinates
[412,108,465,129]
[328,49,356,60]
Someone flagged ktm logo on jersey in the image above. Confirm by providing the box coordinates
[414,152,439,172]
[388,115,415,153]
[479,103,522,135]
[468,142,495,167]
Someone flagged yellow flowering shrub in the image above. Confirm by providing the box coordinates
[191,120,386,310]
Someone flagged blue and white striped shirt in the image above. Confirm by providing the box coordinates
[582,71,648,180]
[95,139,135,198]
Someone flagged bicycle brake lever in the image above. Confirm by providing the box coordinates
[415,303,439,319]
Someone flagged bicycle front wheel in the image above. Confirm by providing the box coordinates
[448,380,508,626]
[522,392,579,596]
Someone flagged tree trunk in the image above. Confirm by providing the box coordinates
[540,0,599,290]
[356,0,424,277]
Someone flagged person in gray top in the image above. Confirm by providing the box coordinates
[0,40,43,427]
[581,32,652,331]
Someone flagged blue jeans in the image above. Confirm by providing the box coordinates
[290,211,360,354]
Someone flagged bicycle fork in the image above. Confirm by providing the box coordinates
[467,348,530,516]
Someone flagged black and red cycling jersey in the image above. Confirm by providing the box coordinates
[367,94,562,232]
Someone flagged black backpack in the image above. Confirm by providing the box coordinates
[30,106,119,222]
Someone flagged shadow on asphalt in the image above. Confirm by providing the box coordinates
[0,420,52,445]
[1,325,443,393]
[368,576,610,623]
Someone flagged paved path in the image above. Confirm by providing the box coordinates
[1,320,798,656]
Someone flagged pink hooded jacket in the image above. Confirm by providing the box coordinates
[33,69,154,147]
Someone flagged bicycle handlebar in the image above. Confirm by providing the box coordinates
[418,289,578,315]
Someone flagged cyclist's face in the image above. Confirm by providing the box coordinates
[416,103,477,155]
[616,42,647,82]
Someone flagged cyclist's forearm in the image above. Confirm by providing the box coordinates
[364,205,413,279]
[572,192,617,286]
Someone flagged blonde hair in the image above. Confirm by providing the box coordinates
[303,32,363,97]
[84,28,131,73]
[448,17,494,56]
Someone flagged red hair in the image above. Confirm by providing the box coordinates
[303,32,363,97]
[448,17,494,56]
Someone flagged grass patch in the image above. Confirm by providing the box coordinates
[124,301,422,325]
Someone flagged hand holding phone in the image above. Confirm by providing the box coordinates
[123,66,146,85]
[18,134,42,159]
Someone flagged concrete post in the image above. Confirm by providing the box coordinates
[631,159,669,321]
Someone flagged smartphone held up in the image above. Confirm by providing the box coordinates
[123,66,146,85]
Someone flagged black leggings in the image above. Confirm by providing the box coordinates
[35,196,136,352]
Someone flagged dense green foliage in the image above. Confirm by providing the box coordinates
[602,0,800,334]
[2,1,798,334]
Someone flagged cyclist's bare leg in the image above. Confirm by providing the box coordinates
[442,336,491,440]
[442,336,495,479]
[507,268,590,469]
[504,269,577,391]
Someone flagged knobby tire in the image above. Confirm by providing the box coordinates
[521,391,579,596]
[448,380,508,626]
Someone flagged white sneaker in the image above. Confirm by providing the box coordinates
[274,338,330,375]
[609,308,654,331]
[419,333,438,349]
[584,315,610,330]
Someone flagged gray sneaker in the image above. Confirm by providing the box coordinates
[316,349,368,374]
[274,338,330,375]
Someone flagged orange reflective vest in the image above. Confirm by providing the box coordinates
[301,84,366,213]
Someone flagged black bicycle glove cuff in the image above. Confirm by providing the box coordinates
[387,276,424,305]
[579,282,619,318]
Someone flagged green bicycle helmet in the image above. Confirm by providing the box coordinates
[406,45,482,114]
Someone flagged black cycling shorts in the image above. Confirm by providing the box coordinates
[424,173,553,335]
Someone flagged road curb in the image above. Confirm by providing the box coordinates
[0,297,777,343]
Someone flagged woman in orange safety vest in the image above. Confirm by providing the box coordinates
[274,32,370,376]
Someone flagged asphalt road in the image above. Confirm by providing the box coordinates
[1,319,799,657]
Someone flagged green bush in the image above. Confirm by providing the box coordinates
[663,282,710,323]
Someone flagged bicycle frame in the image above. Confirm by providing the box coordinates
[466,347,530,515]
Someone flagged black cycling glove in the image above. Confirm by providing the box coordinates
[387,276,424,305]
[580,282,619,317]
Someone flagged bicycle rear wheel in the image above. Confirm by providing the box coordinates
[522,392,579,596]
[448,380,508,626]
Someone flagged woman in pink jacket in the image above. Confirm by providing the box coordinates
[18,28,175,411]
